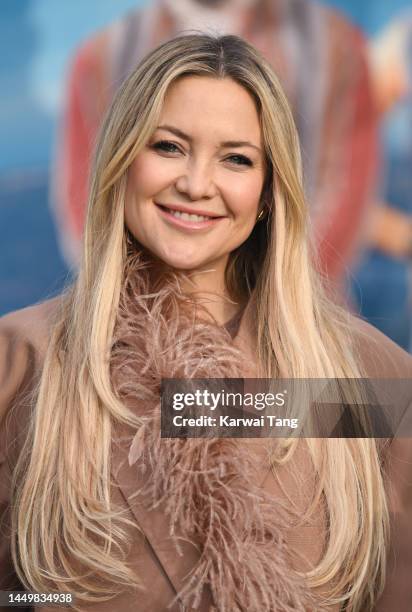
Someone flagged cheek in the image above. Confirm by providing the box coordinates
[225,175,263,222]
[128,154,172,198]
[124,159,154,239]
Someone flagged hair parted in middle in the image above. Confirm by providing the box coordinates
[87,32,304,303]
[12,34,388,612]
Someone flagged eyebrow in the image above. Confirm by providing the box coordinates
[156,124,262,153]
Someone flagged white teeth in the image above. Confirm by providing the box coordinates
[168,209,210,222]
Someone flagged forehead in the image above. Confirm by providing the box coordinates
[159,76,263,145]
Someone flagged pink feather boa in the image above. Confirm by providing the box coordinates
[110,254,318,611]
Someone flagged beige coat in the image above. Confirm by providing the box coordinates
[0,297,411,611]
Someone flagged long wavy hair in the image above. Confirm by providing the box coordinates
[11,34,388,610]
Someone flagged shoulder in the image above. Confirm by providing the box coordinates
[349,315,412,378]
[0,295,64,366]
[0,296,63,436]
[0,296,62,358]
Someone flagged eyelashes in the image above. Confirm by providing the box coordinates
[227,154,253,167]
[151,140,254,167]
[152,140,180,154]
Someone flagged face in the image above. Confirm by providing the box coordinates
[125,76,266,279]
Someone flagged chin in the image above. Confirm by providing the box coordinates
[156,247,208,272]
[163,258,204,272]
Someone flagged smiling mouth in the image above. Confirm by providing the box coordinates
[156,203,222,223]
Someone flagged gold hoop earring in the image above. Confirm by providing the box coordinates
[256,207,267,222]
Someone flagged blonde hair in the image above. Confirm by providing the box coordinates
[11,34,388,610]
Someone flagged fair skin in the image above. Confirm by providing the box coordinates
[125,75,266,324]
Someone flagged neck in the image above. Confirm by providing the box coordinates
[179,264,240,326]
[137,247,242,326]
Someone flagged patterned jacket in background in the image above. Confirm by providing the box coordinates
[52,0,378,280]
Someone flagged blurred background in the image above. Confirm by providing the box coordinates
[1,0,411,351]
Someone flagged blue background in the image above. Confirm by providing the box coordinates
[1,0,411,316]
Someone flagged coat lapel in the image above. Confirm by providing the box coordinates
[110,423,215,609]
[108,295,275,609]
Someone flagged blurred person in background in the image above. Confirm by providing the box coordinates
[2,34,412,610]
[351,13,412,351]
[53,0,378,290]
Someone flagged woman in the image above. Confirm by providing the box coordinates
[0,34,411,611]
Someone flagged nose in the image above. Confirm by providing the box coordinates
[175,158,218,200]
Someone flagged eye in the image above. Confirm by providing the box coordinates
[226,154,253,167]
[151,140,182,154]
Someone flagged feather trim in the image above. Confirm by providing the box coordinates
[110,254,318,611]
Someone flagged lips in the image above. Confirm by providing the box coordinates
[155,203,224,219]
[155,202,225,230]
